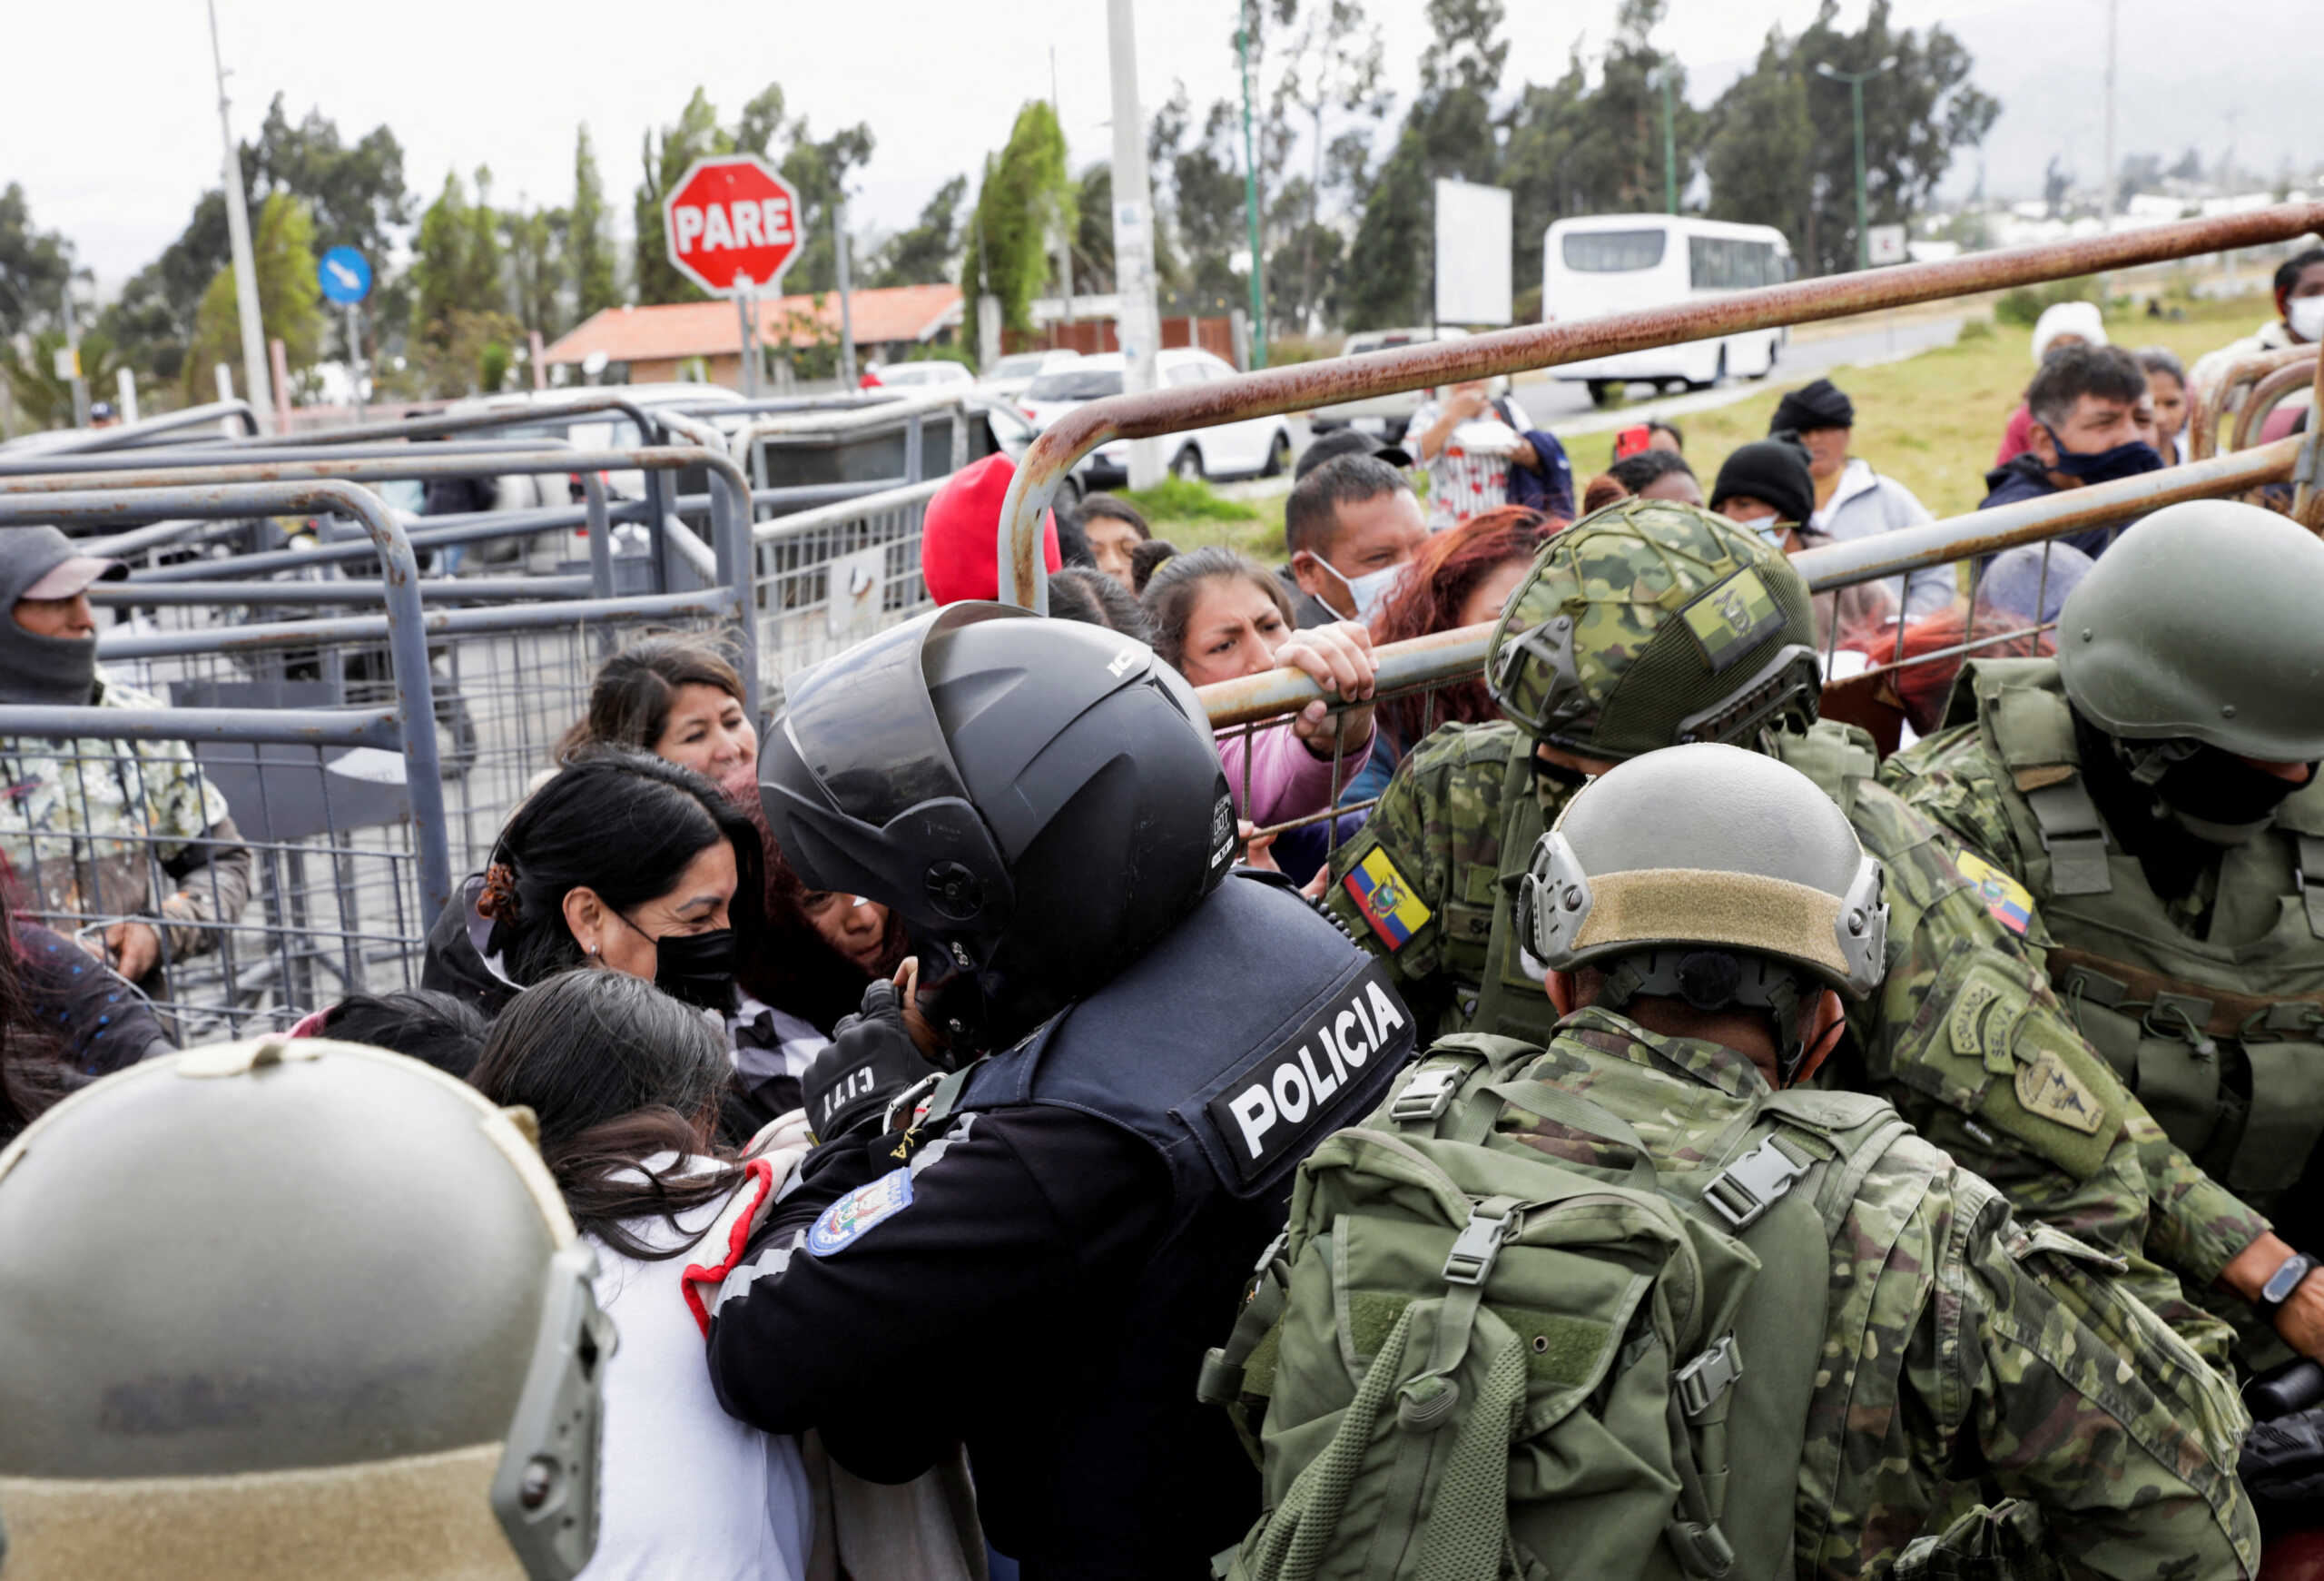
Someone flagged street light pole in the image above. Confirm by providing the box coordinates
[1235,7,1267,369]
[1108,0,1166,488]
[206,0,275,427]
[1816,57,1898,272]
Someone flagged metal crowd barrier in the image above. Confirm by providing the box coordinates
[750,476,947,682]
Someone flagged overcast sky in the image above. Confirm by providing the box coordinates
[13,0,2320,289]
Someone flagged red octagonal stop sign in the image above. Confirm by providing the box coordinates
[664,155,803,295]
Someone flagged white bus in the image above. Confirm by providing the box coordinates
[1541,215,1794,404]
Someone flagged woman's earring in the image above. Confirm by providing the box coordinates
[586,941,599,956]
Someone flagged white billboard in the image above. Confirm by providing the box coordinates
[1434,179,1513,327]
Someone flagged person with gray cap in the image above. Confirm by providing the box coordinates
[1771,377,1951,619]
[0,1033,613,1579]
[1886,499,2324,1368]
[0,527,252,990]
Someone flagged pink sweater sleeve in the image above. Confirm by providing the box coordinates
[1216,718,1375,826]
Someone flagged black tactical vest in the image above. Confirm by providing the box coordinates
[958,872,1417,1575]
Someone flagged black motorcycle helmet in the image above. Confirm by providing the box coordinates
[759,602,1237,1052]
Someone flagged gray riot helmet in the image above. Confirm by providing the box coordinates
[0,1036,611,1581]
[2056,499,2324,764]
[1520,743,1886,1081]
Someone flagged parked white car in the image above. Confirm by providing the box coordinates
[979,348,1083,400]
[867,360,975,390]
[1019,348,1294,482]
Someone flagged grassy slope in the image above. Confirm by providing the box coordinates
[1140,293,2275,555]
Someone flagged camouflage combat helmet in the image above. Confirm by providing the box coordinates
[2056,499,2324,763]
[1521,743,1887,1078]
[0,1036,612,1581]
[1484,499,1820,761]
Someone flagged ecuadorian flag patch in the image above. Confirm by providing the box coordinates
[1342,849,1432,950]
[1956,850,2034,936]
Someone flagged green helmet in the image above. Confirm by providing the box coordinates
[2056,499,2324,762]
[0,1037,611,1581]
[1520,743,1886,1077]
[1484,499,1820,760]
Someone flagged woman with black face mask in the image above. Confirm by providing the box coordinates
[421,750,778,1120]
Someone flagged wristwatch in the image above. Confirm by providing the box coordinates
[2259,1251,2320,1320]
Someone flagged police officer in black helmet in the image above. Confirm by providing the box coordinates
[706,602,1416,1579]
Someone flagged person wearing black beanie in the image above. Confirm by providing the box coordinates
[1768,377,1953,621]
[1769,377,1855,436]
[1709,437,1816,545]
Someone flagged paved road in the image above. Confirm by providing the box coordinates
[1520,314,1965,439]
[1218,314,1966,499]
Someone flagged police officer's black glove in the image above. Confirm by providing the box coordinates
[803,978,940,1142]
[2240,1401,2324,1533]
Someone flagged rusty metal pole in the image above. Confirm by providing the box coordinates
[993,200,2324,608]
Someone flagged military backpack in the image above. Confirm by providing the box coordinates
[1200,1030,1917,1581]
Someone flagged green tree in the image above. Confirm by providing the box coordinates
[1,328,131,430]
[1730,0,1997,275]
[0,184,74,336]
[1070,164,1114,295]
[1703,32,1815,250]
[960,101,1074,359]
[1271,0,1386,332]
[1344,0,1507,328]
[183,192,324,400]
[463,167,506,313]
[502,201,567,340]
[635,88,730,304]
[570,124,620,320]
[409,172,475,350]
[781,120,877,294]
[873,174,969,288]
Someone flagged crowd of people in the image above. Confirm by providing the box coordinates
[4,267,2324,1580]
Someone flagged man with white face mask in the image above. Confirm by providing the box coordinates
[2190,246,2324,420]
[1282,455,1430,627]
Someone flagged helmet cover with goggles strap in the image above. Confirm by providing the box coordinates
[1484,499,1821,762]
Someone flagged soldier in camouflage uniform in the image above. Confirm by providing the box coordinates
[1324,499,2290,1372]
[1499,744,2258,1577]
[1884,500,2324,1367]
[0,528,252,992]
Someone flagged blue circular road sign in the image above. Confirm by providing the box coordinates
[318,246,372,305]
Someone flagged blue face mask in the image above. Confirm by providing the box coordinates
[2043,427,2165,486]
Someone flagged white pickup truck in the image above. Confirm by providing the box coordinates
[1305,325,1470,441]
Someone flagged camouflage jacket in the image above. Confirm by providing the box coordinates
[1327,716,2257,1371]
[1515,1007,2259,1579]
[0,671,251,961]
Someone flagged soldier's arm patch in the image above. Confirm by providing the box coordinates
[1341,848,1432,950]
[2015,1051,2107,1136]
[805,1168,913,1256]
[1955,849,2034,936]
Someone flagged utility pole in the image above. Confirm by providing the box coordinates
[2098,0,2119,302]
[206,0,274,427]
[833,193,858,389]
[58,286,90,429]
[1108,0,1166,488]
[1051,47,1074,331]
[1816,57,1897,272]
[1659,65,1678,215]
[1235,5,1268,369]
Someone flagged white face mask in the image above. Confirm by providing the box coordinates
[1312,557,1403,623]
[2290,295,2324,344]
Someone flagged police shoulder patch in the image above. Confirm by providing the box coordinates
[1197,962,1415,1187]
[805,1168,914,1257]
[1955,849,2035,936]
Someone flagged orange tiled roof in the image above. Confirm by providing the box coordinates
[542,282,961,364]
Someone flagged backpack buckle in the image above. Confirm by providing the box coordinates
[1391,1064,1462,1125]
[1442,1198,1518,1287]
[1702,1134,1811,1231]
[1674,1336,1743,1420]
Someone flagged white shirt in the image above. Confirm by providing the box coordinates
[582,1156,813,1581]
[1411,393,1536,531]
